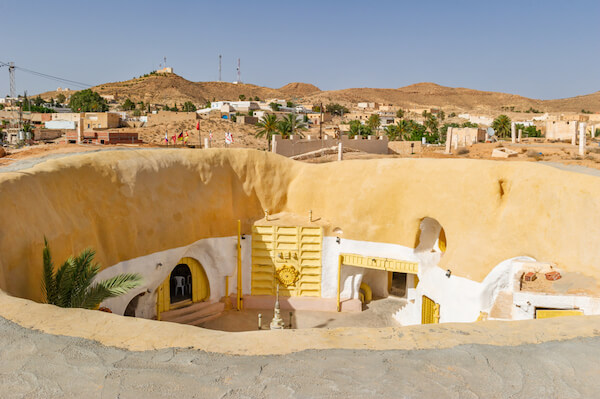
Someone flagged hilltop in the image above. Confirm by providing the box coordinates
[39,73,321,107]
[38,73,600,113]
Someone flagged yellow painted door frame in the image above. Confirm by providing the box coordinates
[337,253,418,312]
[156,257,210,320]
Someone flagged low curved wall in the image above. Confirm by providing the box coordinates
[1,148,600,304]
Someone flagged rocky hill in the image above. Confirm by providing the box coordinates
[38,73,600,113]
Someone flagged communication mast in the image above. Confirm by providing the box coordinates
[236,58,241,83]
[218,55,222,82]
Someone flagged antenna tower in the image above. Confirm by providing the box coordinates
[236,58,241,83]
[218,55,222,82]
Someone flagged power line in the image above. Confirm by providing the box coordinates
[0,60,92,89]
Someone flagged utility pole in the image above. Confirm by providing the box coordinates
[218,54,222,82]
[319,102,323,140]
[8,62,17,144]
[236,58,241,83]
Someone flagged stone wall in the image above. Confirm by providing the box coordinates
[272,134,388,157]
[388,141,422,155]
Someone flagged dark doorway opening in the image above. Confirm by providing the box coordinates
[124,292,145,317]
[170,264,192,304]
[389,272,407,298]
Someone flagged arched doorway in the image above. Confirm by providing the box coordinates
[157,257,210,318]
[170,264,192,304]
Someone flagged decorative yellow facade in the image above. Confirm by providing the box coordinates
[251,226,323,297]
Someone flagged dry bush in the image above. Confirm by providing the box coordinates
[520,148,527,153]
[589,147,600,154]
[457,147,470,155]
[527,150,543,161]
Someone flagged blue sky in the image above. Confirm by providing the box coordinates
[1,0,598,99]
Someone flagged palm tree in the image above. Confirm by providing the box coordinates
[492,114,511,138]
[255,114,279,150]
[396,120,411,141]
[276,114,306,138]
[42,238,142,309]
[383,125,398,141]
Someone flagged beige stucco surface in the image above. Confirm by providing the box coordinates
[1,289,599,355]
[1,148,600,302]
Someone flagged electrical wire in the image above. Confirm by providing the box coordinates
[0,60,92,89]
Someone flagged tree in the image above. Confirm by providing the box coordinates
[396,109,405,119]
[424,114,439,134]
[34,96,45,106]
[269,102,281,111]
[312,105,321,113]
[182,101,197,112]
[254,96,260,101]
[384,125,399,141]
[204,101,211,109]
[42,238,142,309]
[121,98,135,111]
[255,114,279,150]
[239,94,246,101]
[277,113,306,137]
[523,125,542,137]
[172,103,179,112]
[491,115,511,138]
[326,103,349,116]
[0,104,3,111]
[367,114,381,131]
[348,120,373,138]
[286,100,294,108]
[56,93,66,104]
[68,89,108,112]
[438,110,446,121]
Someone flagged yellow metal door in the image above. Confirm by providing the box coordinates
[180,257,210,302]
[536,309,583,319]
[422,295,440,324]
[156,277,170,320]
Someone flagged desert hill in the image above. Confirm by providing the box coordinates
[39,74,320,107]
[38,73,600,113]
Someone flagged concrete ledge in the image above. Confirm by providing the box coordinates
[2,290,600,356]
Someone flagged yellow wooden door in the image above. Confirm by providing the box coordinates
[422,295,440,324]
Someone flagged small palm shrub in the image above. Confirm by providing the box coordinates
[42,238,142,309]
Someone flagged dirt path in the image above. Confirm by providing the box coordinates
[1,316,597,398]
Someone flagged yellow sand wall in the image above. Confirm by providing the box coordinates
[1,148,599,301]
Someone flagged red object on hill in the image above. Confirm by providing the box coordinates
[545,271,562,281]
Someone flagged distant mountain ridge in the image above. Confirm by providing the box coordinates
[38,73,600,113]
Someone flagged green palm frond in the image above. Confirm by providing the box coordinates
[42,237,57,305]
[97,273,144,297]
[40,240,143,310]
[79,283,113,310]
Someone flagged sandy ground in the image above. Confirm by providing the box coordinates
[1,315,599,398]
[200,297,405,332]
[4,139,600,171]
